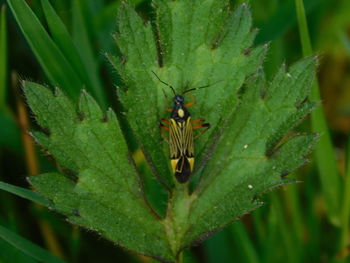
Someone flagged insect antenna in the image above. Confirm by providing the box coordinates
[152,70,176,96]
[182,80,224,95]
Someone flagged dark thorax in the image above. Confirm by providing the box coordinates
[171,95,190,122]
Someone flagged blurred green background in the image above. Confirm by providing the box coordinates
[0,0,350,262]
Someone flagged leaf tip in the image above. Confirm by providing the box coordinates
[79,88,88,97]
[240,2,250,10]
[313,54,321,67]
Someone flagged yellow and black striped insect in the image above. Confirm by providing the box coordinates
[153,72,210,183]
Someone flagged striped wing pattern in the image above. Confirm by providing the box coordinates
[169,117,194,181]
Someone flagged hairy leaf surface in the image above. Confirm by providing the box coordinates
[17,1,318,262]
[24,82,174,262]
[109,0,267,188]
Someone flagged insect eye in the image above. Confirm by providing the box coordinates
[175,96,184,103]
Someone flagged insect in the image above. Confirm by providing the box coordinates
[153,71,210,184]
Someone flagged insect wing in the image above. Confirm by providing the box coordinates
[169,118,194,183]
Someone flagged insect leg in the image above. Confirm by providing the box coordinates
[193,122,210,139]
[159,121,169,142]
[185,92,197,108]
[185,101,196,108]
[191,118,205,124]
[161,118,170,124]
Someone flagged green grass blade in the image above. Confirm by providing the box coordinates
[204,230,233,263]
[340,135,350,255]
[256,0,323,44]
[229,222,260,263]
[251,209,265,250]
[283,184,304,245]
[0,224,66,263]
[40,0,88,87]
[335,23,350,249]
[72,0,106,108]
[295,0,341,223]
[0,234,36,263]
[263,196,299,263]
[0,181,51,207]
[0,5,7,111]
[7,0,84,101]
[295,0,313,55]
[262,204,279,263]
[40,0,106,108]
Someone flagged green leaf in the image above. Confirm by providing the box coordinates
[24,82,174,262]
[108,1,170,187]
[40,0,106,107]
[183,57,318,246]
[7,0,84,100]
[0,238,37,263]
[40,0,88,90]
[71,0,106,108]
[0,181,51,207]
[41,0,87,83]
[109,1,267,188]
[0,223,65,263]
[23,1,318,261]
[295,0,341,224]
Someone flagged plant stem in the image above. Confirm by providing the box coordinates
[165,182,191,260]
[294,0,341,225]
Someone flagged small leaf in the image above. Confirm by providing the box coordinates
[24,82,174,262]
[0,223,66,263]
[182,57,318,247]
